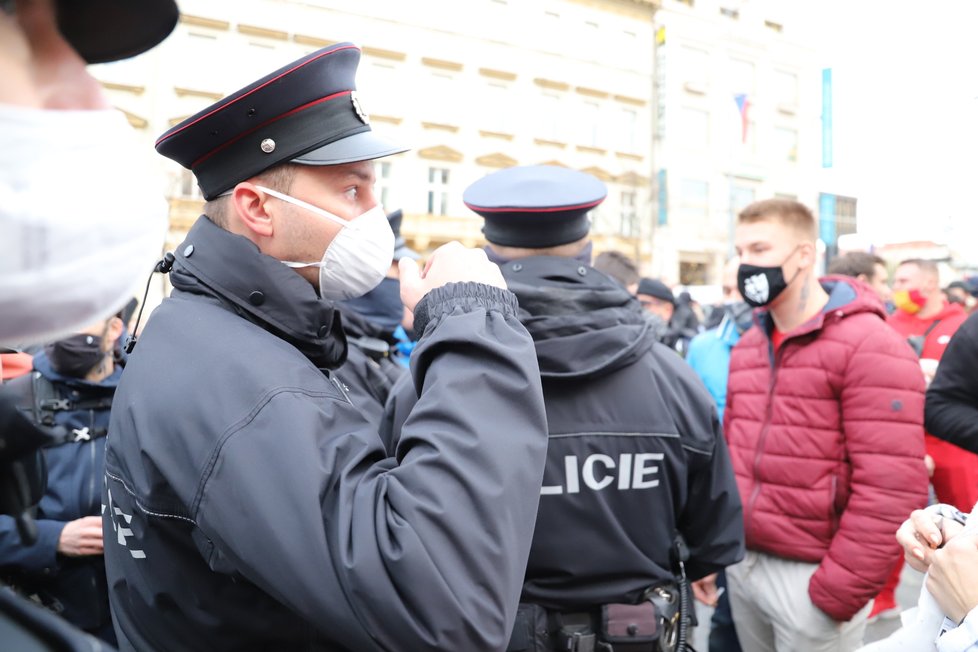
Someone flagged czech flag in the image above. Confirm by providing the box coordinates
[734,93,750,144]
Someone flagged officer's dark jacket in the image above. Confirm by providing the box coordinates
[102,217,549,652]
[388,256,745,609]
[334,308,406,430]
[0,354,119,633]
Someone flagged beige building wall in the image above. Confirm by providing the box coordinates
[90,0,659,269]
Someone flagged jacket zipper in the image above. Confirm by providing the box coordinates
[88,408,97,512]
[744,337,781,542]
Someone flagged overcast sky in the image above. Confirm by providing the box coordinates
[791,0,978,255]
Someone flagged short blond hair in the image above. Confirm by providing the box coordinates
[738,198,817,242]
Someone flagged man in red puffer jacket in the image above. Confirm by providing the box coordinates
[724,198,929,652]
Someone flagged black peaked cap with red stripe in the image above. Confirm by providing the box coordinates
[156,43,406,200]
[464,165,607,248]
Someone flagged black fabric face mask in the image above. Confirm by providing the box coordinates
[737,247,801,308]
[44,333,106,378]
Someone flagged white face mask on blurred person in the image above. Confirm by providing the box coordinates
[0,105,168,347]
[258,186,395,302]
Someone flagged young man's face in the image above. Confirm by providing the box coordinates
[734,219,801,270]
[869,262,891,302]
[892,263,937,298]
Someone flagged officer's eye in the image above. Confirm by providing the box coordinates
[344,187,359,201]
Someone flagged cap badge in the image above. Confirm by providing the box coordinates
[351,91,370,125]
[260,138,276,153]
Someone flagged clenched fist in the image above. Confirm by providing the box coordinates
[399,241,506,312]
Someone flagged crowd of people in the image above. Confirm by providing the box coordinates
[4,1,978,652]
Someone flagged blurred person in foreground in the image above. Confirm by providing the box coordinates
[724,198,928,651]
[102,43,549,652]
[1,314,126,645]
[0,1,174,650]
[0,0,171,347]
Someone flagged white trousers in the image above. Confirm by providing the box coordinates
[727,550,872,652]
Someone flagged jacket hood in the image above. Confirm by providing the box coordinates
[168,217,347,369]
[501,256,656,379]
[33,351,123,389]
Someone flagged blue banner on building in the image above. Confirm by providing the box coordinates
[819,192,837,246]
[822,68,833,168]
[657,169,668,226]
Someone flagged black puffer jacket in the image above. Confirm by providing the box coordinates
[926,310,978,453]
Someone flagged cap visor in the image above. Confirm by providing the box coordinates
[292,131,408,166]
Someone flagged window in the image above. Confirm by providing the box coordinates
[836,195,858,237]
[728,58,754,95]
[580,100,602,148]
[177,169,203,200]
[536,92,564,141]
[773,127,799,162]
[426,72,458,125]
[376,161,393,209]
[682,46,710,88]
[616,108,638,152]
[681,108,710,149]
[427,167,450,216]
[483,81,512,134]
[620,190,638,238]
[774,70,799,106]
[680,179,710,220]
[730,185,755,216]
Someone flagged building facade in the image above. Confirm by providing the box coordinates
[650,0,824,284]
[91,0,660,268]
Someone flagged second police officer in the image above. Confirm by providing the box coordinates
[387,165,745,652]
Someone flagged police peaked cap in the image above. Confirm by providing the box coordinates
[155,43,407,200]
[463,165,607,248]
[56,0,179,64]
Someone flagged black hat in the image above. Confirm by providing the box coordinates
[56,0,179,64]
[155,43,407,200]
[636,278,675,305]
[463,165,607,248]
[387,210,419,261]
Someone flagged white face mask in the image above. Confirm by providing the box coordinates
[0,105,168,347]
[256,186,394,302]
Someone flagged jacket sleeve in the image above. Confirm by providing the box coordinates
[0,515,64,574]
[926,313,978,453]
[808,322,929,621]
[192,282,549,652]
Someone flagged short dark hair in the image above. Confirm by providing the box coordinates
[898,258,939,278]
[593,251,640,287]
[203,163,300,228]
[827,251,886,280]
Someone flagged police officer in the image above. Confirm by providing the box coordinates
[101,44,549,651]
[386,165,745,651]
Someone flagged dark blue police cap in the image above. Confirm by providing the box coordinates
[463,165,607,248]
[155,43,407,200]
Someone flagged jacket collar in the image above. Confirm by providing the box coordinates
[168,216,347,369]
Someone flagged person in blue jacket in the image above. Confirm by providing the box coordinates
[0,314,126,644]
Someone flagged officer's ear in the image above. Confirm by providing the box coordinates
[230,182,275,238]
[105,316,125,348]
